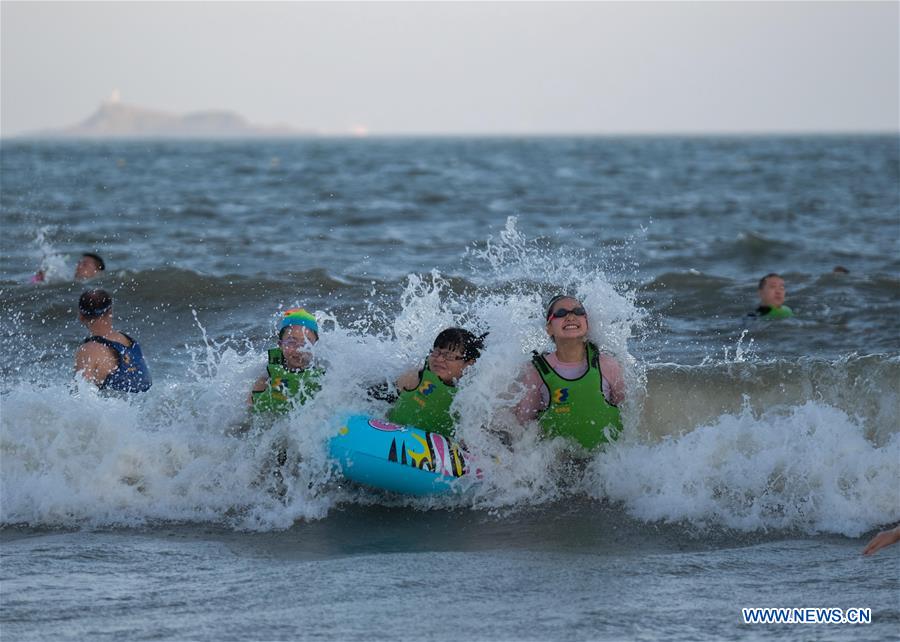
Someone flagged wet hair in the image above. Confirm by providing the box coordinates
[82,253,105,271]
[833,265,850,274]
[433,328,488,362]
[79,288,112,318]
[545,294,581,319]
[758,273,781,290]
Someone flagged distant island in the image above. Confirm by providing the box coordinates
[24,97,313,139]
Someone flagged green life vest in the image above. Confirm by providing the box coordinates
[386,364,457,438]
[762,305,793,319]
[251,348,323,414]
[533,343,623,450]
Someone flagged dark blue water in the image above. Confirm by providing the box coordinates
[2,137,897,366]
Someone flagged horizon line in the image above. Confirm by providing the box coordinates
[3,129,899,142]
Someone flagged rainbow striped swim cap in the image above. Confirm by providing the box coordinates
[279,308,319,336]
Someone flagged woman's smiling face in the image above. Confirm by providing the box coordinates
[545,296,589,341]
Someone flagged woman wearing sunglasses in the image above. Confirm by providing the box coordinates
[250,308,324,413]
[515,295,625,450]
[386,327,487,437]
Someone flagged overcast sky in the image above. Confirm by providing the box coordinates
[2,1,897,136]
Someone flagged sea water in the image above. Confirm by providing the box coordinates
[1,137,898,640]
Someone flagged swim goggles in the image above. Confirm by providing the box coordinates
[548,306,587,320]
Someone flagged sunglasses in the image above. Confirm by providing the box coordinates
[548,306,587,320]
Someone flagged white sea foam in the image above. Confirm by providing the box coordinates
[29,225,70,283]
[585,399,900,536]
[0,344,339,530]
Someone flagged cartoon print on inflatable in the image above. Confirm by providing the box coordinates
[329,415,481,496]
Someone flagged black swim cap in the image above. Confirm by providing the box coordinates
[79,288,112,318]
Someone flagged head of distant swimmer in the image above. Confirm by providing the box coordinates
[545,295,589,343]
[78,288,113,324]
[278,310,318,370]
[75,253,105,281]
[428,327,486,385]
[758,273,786,308]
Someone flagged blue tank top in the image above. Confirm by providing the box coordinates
[84,334,152,393]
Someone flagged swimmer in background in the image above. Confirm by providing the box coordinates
[74,288,152,392]
[749,273,794,319]
[250,308,323,413]
[863,524,900,555]
[385,328,487,438]
[515,295,625,450]
[31,252,105,283]
[74,253,105,281]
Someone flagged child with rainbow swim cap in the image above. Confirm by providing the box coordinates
[250,308,324,413]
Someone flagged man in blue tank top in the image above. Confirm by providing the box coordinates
[74,289,152,392]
